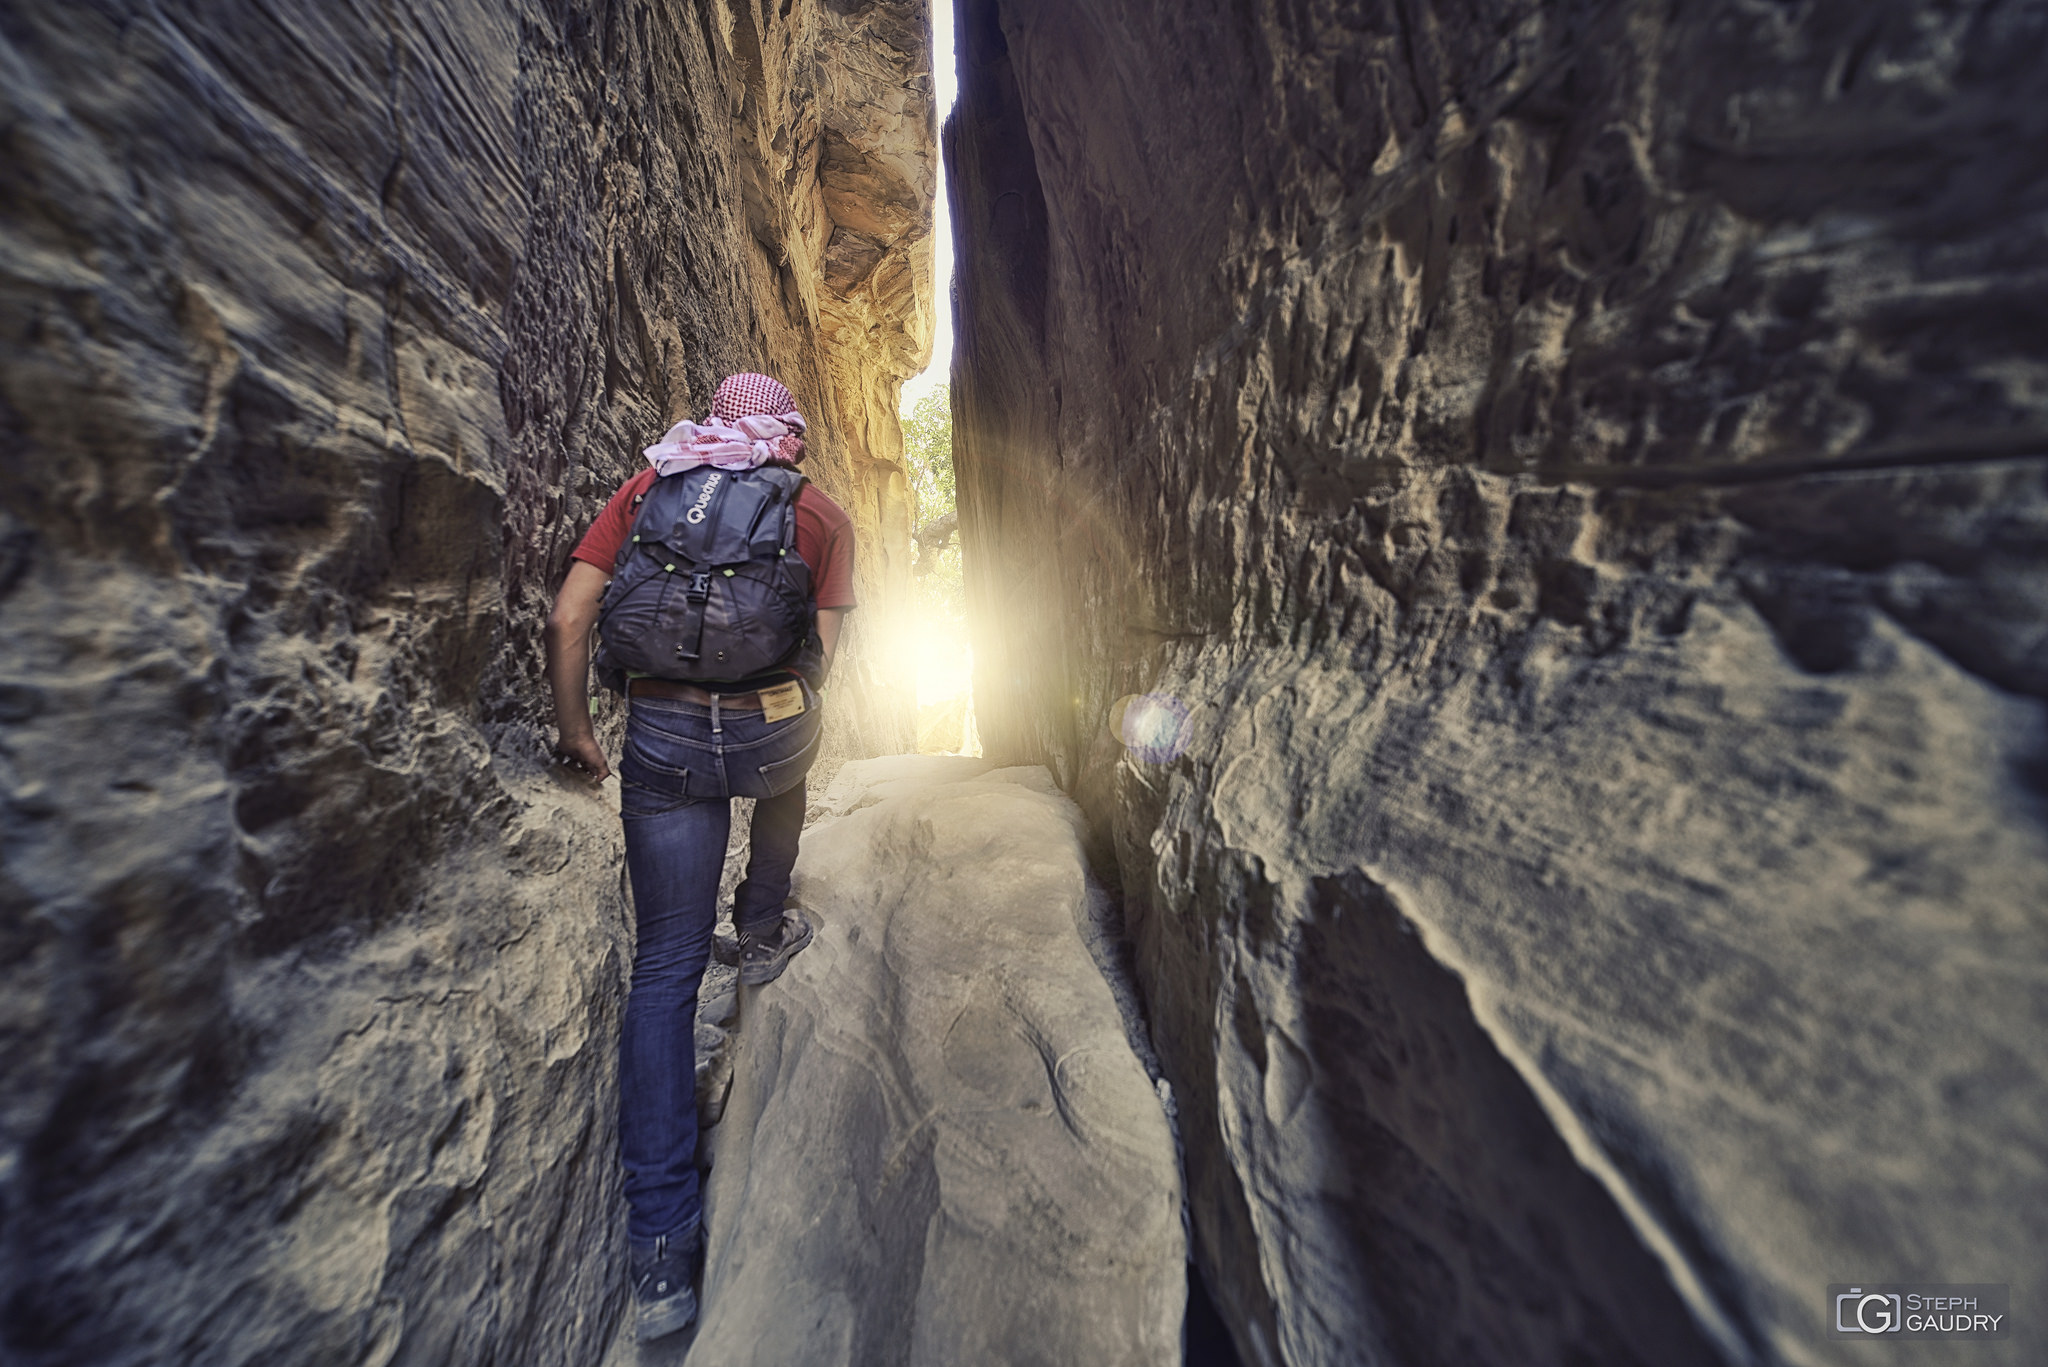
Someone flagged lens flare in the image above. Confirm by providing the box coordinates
[899,613,978,756]
[1115,692,1192,764]
[909,619,972,709]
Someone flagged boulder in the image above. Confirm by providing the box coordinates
[686,757,1186,1366]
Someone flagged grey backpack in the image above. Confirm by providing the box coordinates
[594,464,820,689]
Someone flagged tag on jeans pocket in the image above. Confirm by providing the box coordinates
[759,680,805,723]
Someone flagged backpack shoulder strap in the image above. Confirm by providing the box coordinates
[778,470,807,552]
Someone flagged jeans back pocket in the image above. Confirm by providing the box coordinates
[751,715,821,799]
[622,719,713,801]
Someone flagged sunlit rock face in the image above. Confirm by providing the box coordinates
[726,0,941,747]
[0,2,931,1363]
[949,3,2048,1365]
[692,757,1185,1366]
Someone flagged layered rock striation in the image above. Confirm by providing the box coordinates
[949,3,2048,1365]
[0,2,932,1363]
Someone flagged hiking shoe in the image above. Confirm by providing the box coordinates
[629,1231,699,1341]
[738,908,814,987]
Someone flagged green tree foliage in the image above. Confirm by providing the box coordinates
[901,386,964,619]
[901,385,955,523]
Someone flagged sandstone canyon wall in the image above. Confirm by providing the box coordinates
[949,3,2048,1365]
[0,2,933,1362]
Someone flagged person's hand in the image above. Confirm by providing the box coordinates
[553,731,611,783]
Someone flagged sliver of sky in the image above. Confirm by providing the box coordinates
[898,0,957,417]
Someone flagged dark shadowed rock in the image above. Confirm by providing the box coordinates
[949,2,2048,1364]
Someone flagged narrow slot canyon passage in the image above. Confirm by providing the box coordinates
[597,757,1190,1366]
[2,3,2045,1367]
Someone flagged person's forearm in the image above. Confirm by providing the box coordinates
[546,616,595,739]
[545,560,614,781]
[816,608,848,678]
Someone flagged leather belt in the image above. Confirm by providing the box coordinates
[628,678,766,709]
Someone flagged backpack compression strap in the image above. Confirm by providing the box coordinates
[664,467,803,668]
[658,467,735,668]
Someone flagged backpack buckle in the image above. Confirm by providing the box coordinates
[687,570,712,600]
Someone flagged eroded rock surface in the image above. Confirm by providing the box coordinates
[684,757,1185,1366]
[949,3,2048,1365]
[0,2,932,1363]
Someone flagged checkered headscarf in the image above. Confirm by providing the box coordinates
[643,372,807,475]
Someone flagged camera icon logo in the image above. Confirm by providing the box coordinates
[1836,1288,1903,1333]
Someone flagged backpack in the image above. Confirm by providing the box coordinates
[593,464,821,690]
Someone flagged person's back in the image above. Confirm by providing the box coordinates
[543,372,856,1341]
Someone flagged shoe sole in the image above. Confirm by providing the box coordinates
[636,1288,697,1341]
[739,914,815,987]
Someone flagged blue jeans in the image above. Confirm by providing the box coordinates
[617,683,822,1243]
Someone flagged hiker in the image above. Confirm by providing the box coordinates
[544,371,856,1341]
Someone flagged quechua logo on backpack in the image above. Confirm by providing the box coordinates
[683,472,722,525]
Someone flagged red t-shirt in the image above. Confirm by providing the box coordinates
[571,468,857,610]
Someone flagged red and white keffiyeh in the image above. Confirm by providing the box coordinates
[644,372,808,476]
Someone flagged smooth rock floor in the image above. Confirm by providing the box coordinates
[602,757,1186,1366]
